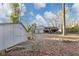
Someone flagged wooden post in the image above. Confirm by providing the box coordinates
[62,3,66,35]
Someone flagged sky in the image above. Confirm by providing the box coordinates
[21,3,62,25]
[21,3,79,27]
[0,3,79,27]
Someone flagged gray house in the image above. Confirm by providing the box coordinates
[0,23,27,51]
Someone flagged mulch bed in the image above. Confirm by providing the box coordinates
[4,39,79,56]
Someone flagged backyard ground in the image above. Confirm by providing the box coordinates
[2,34,79,56]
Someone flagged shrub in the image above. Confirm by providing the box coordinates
[67,25,79,33]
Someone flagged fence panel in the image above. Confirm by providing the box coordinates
[0,24,27,50]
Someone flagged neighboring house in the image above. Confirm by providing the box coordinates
[0,23,27,50]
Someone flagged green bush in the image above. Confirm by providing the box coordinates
[10,14,19,24]
[67,25,79,33]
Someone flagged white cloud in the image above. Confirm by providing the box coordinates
[0,4,12,16]
[0,3,12,23]
[71,4,79,23]
[21,4,26,16]
[30,12,34,16]
[72,3,79,9]
[21,4,34,17]
[44,11,57,20]
[72,3,79,16]
[34,3,46,9]
[31,14,51,27]
[57,6,77,26]
[43,11,61,27]
[31,10,63,28]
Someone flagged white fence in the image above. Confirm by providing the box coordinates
[0,23,27,50]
